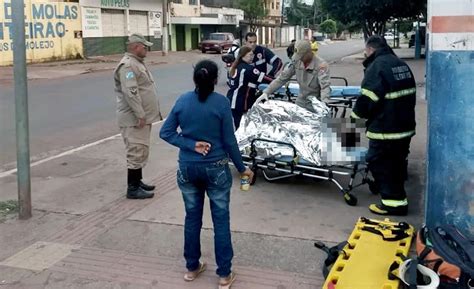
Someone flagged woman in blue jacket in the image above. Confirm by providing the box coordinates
[226,46,274,129]
[160,60,253,288]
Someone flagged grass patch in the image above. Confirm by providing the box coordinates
[0,200,19,220]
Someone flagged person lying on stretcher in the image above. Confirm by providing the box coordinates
[257,40,331,113]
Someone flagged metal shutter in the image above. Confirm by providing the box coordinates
[129,11,149,36]
[102,9,125,37]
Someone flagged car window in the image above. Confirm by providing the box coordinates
[210,34,225,41]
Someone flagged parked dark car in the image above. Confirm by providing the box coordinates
[199,32,235,54]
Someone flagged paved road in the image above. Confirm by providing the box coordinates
[0,39,364,170]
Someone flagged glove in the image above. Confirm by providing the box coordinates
[255,93,269,104]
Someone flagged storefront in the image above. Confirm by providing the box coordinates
[79,0,164,56]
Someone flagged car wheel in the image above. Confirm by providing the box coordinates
[201,49,206,54]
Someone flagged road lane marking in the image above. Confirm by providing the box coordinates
[0,120,165,179]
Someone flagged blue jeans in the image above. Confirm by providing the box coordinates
[177,160,233,277]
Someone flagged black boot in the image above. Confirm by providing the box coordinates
[127,169,154,199]
[137,168,155,191]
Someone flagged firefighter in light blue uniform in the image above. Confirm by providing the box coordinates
[226,46,274,129]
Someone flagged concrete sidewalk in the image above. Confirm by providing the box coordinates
[0,47,287,83]
[0,50,217,82]
[0,58,427,288]
[342,47,426,62]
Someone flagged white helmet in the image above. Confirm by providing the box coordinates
[398,259,440,289]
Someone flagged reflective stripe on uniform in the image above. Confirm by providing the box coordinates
[270,55,278,64]
[366,130,415,140]
[257,72,265,82]
[255,59,266,66]
[231,69,246,109]
[385,88,416,99]
[361,88,379,102]
[248,82,257,88]
[350,111,361,119]
[382,198,408,207]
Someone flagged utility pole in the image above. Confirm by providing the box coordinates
[12,0,32,220]
[162,0,169,56]
[415,21,421,59]
[280,0,284,47]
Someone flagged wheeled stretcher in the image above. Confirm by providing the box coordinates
[241,138,376,206]
[238,79,376,206]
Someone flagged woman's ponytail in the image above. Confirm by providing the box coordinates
[193,60,218,102]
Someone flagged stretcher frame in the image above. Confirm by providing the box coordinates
[242,77,376,206]
[242,138,376,206]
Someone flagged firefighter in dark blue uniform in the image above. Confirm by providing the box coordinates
[227,46,274,129]
[351,35,417,216]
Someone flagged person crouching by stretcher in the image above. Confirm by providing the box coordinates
[227,46,274,129]
[258,40,331,112]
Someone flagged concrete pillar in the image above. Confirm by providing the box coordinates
[426,0,474,237]
[125,9,130,36]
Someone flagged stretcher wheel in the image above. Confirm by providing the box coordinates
[343,192,358,206]
[367,179,379,195]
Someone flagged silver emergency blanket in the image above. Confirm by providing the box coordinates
[235,100,365,166]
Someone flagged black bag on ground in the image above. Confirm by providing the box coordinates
[416,225,474,289]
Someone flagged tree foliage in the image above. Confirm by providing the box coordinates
[320,19,337,35]
[285,0,324,29]
[336,21,346,37]
[237,0,267,32]
[320,0,426,39]
[398,20,414,35]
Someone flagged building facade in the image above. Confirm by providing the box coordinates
[199,0,232,8]
[236,0,283,47]
[0,0,83,65]
[169,0,243,51]
[79,0,164,56]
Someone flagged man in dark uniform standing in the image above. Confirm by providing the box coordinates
[351,35,417,216]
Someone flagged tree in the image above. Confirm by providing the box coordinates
[336,21,346,38]
[320,0,426,39]
[236,0,267,32]
[285,0,324,29]
[346,21,363,38]
[285,0,311,26]
[320,19,337,36]
[398,20,414,38]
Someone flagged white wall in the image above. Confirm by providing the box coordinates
[428,0,474,51]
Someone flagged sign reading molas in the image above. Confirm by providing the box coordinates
[0,2,80,53]
[100,0,130,8]
[0,3,78,41]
